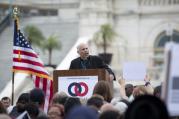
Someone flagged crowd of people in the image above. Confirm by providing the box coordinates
[0,42,178,119]
[0,78,175,119]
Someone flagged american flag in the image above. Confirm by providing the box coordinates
[13,19,53,113]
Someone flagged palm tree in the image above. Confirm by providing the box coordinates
[93,24,117,54]
[42,34,62,65]
[24,25,45,47]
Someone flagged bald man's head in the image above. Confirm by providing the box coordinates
[77,43,89,60]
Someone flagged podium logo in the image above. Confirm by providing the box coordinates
[68,82,88,97]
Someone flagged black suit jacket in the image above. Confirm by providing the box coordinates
[69,55,116,80]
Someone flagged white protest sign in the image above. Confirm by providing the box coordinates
[162,42,179,116]
[58,76,98,98]
[123,62,146,81]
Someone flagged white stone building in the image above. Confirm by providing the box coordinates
[78,0,179,79]
[1,0,179,79]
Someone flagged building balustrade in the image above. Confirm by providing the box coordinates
[139,0,179,6]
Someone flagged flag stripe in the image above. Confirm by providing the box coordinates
[43,78,48,111]
[13,54,43,65]
[50,80,53,101]
[13,50,38,58]
[13,62,48,74]
[13,69,52,80]
[43,78,47,94]
[13,66,48,76]
[44,79,52,113]
[13,58,44,67]
[14,46,37,55]
[34,76,40,87]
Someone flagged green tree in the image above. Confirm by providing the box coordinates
[93,24,117,54]
[24,25,45,47]
[42,35,62,65]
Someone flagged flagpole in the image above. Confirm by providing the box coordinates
[12,72,15,105]
[12,7,19,105]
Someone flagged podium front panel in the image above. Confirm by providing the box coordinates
[53,69,109,94]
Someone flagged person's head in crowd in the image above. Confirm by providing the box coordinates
[0,114,11,119]
[124,95,169,119]
[51,92,68,106]
[65,106,98,119]
[0,101,7,114]
[1,97,11,109]
[48,104,64,119]
[9,93,30,118]
[93,81,113,102]
[77,43,89,60]
[111,98,130,114]
[113,101,128,114]
[64,97,81,115]
[25,102,39,119]
[132,85,150,98]
[153,85,161,98]
[125,84,134,97]
[99,110,121,119]
[29,88,45,108]
[16,93,30,113]
[92,94,105,100]
[87,95,104,111]
[100,103,116,113]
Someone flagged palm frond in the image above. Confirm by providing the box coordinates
[24,25,45,47]
[92,24,117,53]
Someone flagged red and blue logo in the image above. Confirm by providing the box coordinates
[68,82,88,97]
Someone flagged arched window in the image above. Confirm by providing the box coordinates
[152,30,179,79]
[154,30,179,67]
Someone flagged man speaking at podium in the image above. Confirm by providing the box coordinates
[69,43,116,81]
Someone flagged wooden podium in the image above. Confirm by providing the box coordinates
[53,69,110,94]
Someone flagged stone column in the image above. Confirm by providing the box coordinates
[79,0,114,37]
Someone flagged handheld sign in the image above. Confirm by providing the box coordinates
[162,42,179,116]
[123,62,146,81]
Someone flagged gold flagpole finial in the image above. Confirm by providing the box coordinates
[13,7,19,19]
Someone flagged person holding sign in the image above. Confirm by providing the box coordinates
[69,43,116,81]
